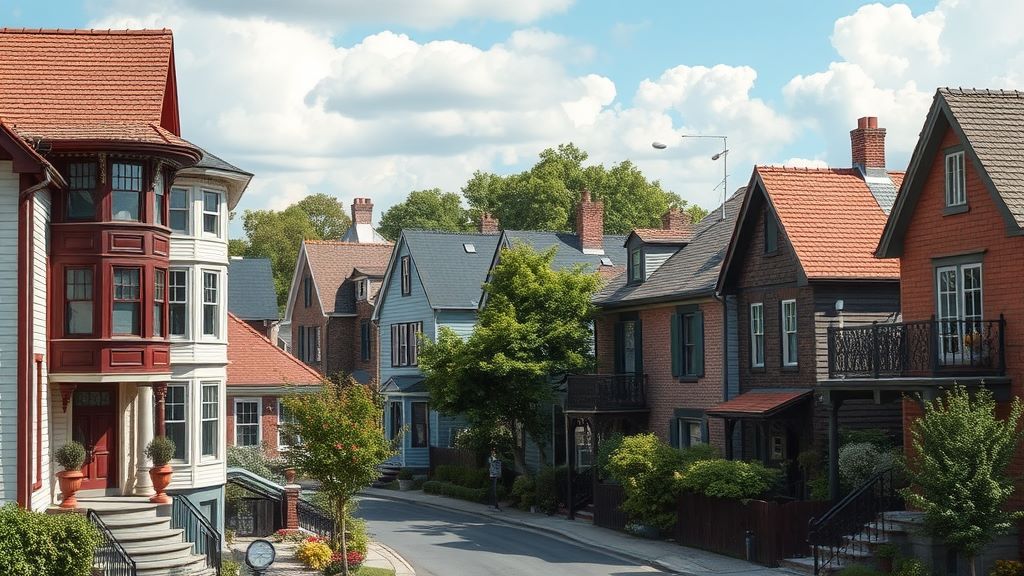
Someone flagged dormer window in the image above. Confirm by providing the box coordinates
[356,278,368,301]
[629,248,643,283]
[945,151,966,208]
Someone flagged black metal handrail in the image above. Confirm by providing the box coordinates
[569,467,594,513]
[171,495,222,575]
[807,467,900,575]
[297,498,335,541]
[828,316,1005,379]
[566,374,647,411]
[87,509,136,576]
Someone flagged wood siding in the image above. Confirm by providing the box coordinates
[30,190,51,511]
[0,161,18,502]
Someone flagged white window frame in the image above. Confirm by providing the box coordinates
[677,419,705,448]
[945,151,966,208]
[202,270,220,338]
[165,383,188,463]
[169,187,191,235]
[154,171,165,227]
[277,398,301,450]
[356,279,367,301]
[781,299,798,367]
[750,303,764,368]
[935,262,983,361]
[201,383,219,459]
[399,323,409,365]
[169,269,188,339]
[202,189,221,237]
[401,256,411,295]
[234,398,261,448]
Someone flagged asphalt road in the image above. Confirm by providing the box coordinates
[355,495,662,576]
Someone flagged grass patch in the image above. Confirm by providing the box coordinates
[356,567,396,576]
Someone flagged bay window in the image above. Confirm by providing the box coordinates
[65,268,94,335]
[111,162,143,222]
[202,191,220,236]
[201,384,218,457]
[153,269,166,338]
[66,162,97,221]
[203,271,219,337]
[170,188,189,233]
[154,172,166,226]
[112,267,141,336]
[169,270,188,337]
[164,384,187,461]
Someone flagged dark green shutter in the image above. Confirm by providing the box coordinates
[670,312,681,377]
[694,311,705,377]
[614,322,624,373]
[669,419,680,448]
[634,320,643,375]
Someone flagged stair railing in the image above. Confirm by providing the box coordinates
[807,467,900,575]
[87,509,137,576]
[171,495,222,575]
[297,497,335,541]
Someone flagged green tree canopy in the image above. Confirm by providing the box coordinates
[418,243,599,470]
[294,193,352,239]
[377,188,473,241]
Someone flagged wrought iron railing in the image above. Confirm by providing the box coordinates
[828,316,1005,379]
[807,468,901,575]
[298,498,335,541]
[171,495,221,575]
[569,467,594,513]
[566,374,647,411]
[87,509,136,576]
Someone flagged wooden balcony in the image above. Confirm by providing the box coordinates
[566,373,647,412]
[827,316,1006,380]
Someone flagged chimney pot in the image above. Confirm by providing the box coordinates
[575,189,604,253]
[478,212,500,233]
[661,207,694,233]
[850,117,886,170]
[351,197,374,226]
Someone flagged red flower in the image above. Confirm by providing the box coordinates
[334,442,344,450]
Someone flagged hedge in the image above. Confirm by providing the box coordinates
[432,465,489,489]
[0,505,101,576]
[422,480,507,503]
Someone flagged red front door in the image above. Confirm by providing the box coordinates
[71,386,118,490]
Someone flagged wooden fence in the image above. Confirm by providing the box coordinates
[675,493,830,567]
[593,483,628,531]
[428,447,480,473]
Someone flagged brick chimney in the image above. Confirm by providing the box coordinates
[850,116,886,170]
[576,189,605,254]
[351,197,373,225]
[478,212,500,233]
[661,207,693,234]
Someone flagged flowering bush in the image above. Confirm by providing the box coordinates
[838,442,896,489]
[272,529,308,543]
[323,551,366,575]
[295,538,333,571]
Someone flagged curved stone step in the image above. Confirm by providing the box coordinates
[111,527,185,545]
[81,499,167,521]
[134,554,208,576]
[120,540,196,563]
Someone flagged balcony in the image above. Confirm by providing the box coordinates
[566,374,647,412]
[827,317,1006,380]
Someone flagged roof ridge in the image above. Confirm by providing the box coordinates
[757,165,857,173]
[405,229,499,236]
[304,240,393,246]
[940,87,1024,98]
[0,28,172,35]
[228,313,323,382]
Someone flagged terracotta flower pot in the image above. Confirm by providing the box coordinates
[284,468,297,484]
[57,470,84,509]
[149,464,174,504]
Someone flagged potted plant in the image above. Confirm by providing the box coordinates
[284,467,297,484]
[145,436,176,504]
[397,468,415,491]
[55,441,87,509]
[875,542,900,573]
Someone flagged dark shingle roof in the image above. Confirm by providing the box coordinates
[594,193,744,307]
[302,241,394,315]
[502,231,628,271]
[228,258,279,320]
[403,230,501,309]
[196,147,253,176]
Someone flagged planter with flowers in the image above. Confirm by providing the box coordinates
[55,441,87,509]
[146,436,176,504]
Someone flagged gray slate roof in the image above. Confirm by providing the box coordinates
[404,230,501,309]
[594,192,744,307]
[196,147,253,176]
[502,231,628,271]
[381,375,427,393]
[941,88,1024,227]
[228,258,279,320]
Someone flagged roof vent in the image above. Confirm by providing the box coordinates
[463,243,476,253]
[600,257,613,266]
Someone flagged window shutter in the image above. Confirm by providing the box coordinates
[670,313,681,377]
[694,311,704,377]
[613,322,624,373]
[634,320,643,375]
[669,419,680,448]
[390,324,399,367]
[315,326,322,362]
[701,419,709,443]
[298,326,306,361]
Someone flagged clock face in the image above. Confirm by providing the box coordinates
[246,539,276,569]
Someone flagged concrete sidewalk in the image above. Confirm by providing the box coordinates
[230,536,415,575]
[361,487,792,576]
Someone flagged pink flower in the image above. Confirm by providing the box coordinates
[334,442,344,450]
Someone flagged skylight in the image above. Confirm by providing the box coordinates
[464,243,476,253]
[600,257,613,266]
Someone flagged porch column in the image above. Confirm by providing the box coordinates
[566,415,574,520]
[153,383,167,438]
[723,419,735,460]
[828,399,843,502]
[135,384,155,496]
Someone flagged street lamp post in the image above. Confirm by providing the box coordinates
[652,135,729,220]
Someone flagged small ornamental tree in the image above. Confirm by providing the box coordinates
[902,386,1024,576]
[282,378,393,576]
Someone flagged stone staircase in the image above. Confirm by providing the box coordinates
[780,511,915,575]
[373,463,401,487]
[80,497,216,576]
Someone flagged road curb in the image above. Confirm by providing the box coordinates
[361,490,686,575]
[371,541,416,576]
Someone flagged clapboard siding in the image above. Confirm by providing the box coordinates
[379,241,435,382]
[436,309,476,340]
[644,245,677,279]
[30,190,51,511]
[0,162,18,503]
[812,284,901,381]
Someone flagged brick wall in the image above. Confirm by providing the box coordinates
[850,116,886,169]
[226,394,286,457]
[290,258,328,375]
[244,319,272,338]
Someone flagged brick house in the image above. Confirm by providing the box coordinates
[713,117,903,499]
[282,198,392,383]
[226,313,321,456]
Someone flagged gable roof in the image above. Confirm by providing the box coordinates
[227,258,279,321]
[285,240,394,320]
[720,166,900,287]
[595,192,743,307]
[878,88,1024,257]
[499,231,628,272]
[227,313,321,387]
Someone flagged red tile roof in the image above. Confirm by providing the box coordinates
[706,389,812,418]
[756,166,901,280]
[631,228,691,244]
[227,314,322,387]
[302,241,394,315]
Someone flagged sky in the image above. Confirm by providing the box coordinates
[6,0,1023,237]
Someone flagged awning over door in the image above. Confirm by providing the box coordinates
[706,389,812,419]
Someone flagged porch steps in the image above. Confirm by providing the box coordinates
[780,511,913,576]
[78,497,214,576]
[373,463,401,487]
[572,504,595,523]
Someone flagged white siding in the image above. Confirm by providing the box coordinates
[0,161,18,503]
[30,191,51,511]
[644,246,678,280]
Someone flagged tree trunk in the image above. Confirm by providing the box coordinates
[338,498,349,576]
[969,554,976,576]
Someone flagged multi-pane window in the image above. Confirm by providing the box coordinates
[202,191,220,236]
[169,270,188,337]
[781,299,798,366]
[401,256,411,295]
[936,263,983,359]
[360,320,371,361]
[111,162,143,222]
[153,269,166,338]
[164,384,187,461]
[677,419,704,448]
[622,320,637,373]
[411,402,429,448]
[629,248,642,282]
[682,312,700,377]
[390,322,423,367]
[201,384,218,457]
[112,268,141,335]
[945,151,966,207]
[750,303,764,367]
[65,268,94,335]
[234,399,260,447]
[66,162,97,221]
[399,324,409,365]
[203,271,219,337]
[297,326,320,363]
[170,188,189,233]
[278,399,300,449]
[154,172,166,226]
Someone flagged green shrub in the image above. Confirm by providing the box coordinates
[145,436,176,466]
[841,428,893,450]
[511,475,536,509]
[606,434,684,531]
[838,442,896,489]
[595,433,624,480]
[534,466,567,514]
[874,542,899,559]
[893,558,929,576]
[990,560,1024,576]
[397,468,414,480]
[0,504,102,576]
[423,480,487,502]
[837,564,886,576]
[679,443,720,468]
[677,459,780,499]
[227,444,283,482]
[221,558,241,576]
[432,465,488,489]
[346,515,369,555]
[54,442,86,471]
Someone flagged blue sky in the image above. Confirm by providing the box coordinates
[4,0,1016,233]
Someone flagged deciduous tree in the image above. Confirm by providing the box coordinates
[377,188,472,241]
